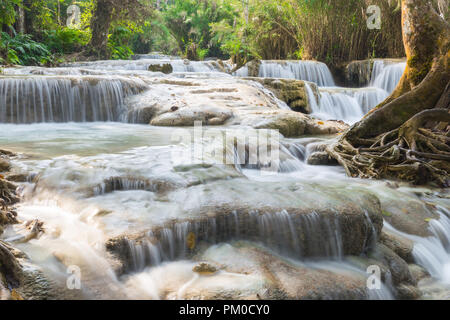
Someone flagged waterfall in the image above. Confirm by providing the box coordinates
[305,84,363,124]
[113,210,362,273]
[61,59,229,73]
[384,207,450,284]
[353,87,389,113]
[305,83,389,124]
[235,60,335,87]
[0,76,146,123]
[370,60,406,94]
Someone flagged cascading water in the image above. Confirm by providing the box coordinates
[305,83,385,124]
[370,60,406,94]
[385,206,450,285]
[61,59,230,73]
[1,57,447,301]
[0,76,146,123]
[303,60,404,123]
[235,60,335,87]
[117,209,351,273]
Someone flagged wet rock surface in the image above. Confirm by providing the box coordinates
[126,76,348,137]
[148,63,173,74]
[307,151,339,166]
[243,78,312,113]
[106,185,384,274]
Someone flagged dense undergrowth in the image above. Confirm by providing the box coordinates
[0,0,421,66]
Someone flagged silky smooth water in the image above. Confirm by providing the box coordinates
[0,58,447,300]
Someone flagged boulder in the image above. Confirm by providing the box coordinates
[148,63,173,74]
[380,230,415,263]
[345,60,373,87]
[408,264,429,284]
[247,60,261,77]
[304,119,349,135]
[244,78,312,114]
[0,241,22,292]
[150,105,233,126]
[368,243,415,288]
[249,110,308,137]
[377,194,439,237]
[0,159,10,172]
[307,151,338,166]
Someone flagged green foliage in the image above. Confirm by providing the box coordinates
[163,0,239,60]
[0,0,405,65]
[0,29,52,65]
[42,27,90,54]
[108,26,134,60]
[214,0,404,66]
[0,0,21,26]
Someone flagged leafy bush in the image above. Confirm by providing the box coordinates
[42,28,90,54]
[108,26,134,60]
[163,0,239,60]
[0,30,52,65]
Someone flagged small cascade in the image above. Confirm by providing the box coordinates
[385,207,450,284]
[132,53,181,60]
[61,59,230,73]
[305,83,388,123]
[235,60,335,87]
[353,87,389,113]
[370,60,406,94]
[305,84,364,124]
[0,76,146,123]
[412,207,450,284]
[91,176,176,196]
[108,208,379,274]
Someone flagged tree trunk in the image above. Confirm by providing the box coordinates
[327,0,450,187]
[88,0,114,59]
[22,0,34,35]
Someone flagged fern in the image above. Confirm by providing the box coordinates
[0,30,52,66]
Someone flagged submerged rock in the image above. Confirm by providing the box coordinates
[193,262,218,275]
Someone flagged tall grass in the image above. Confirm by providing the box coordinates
[236,0,405,65]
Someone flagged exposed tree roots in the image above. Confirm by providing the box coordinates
[327,109,450,187]
[0,179,19,207]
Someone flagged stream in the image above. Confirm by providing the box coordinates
[0,57,448,300]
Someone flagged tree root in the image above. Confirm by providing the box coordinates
[327,109,450,187]
[0,179,19,206]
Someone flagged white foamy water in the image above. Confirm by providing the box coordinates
[0,58,446,300]
[0,76,146,123]
[234,60,335,87]
[384,207,450,285]
[370,60,406,94]
[61,59,230,73]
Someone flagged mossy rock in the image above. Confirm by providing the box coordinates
[148,63,173,74]
[244,77,312,114]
